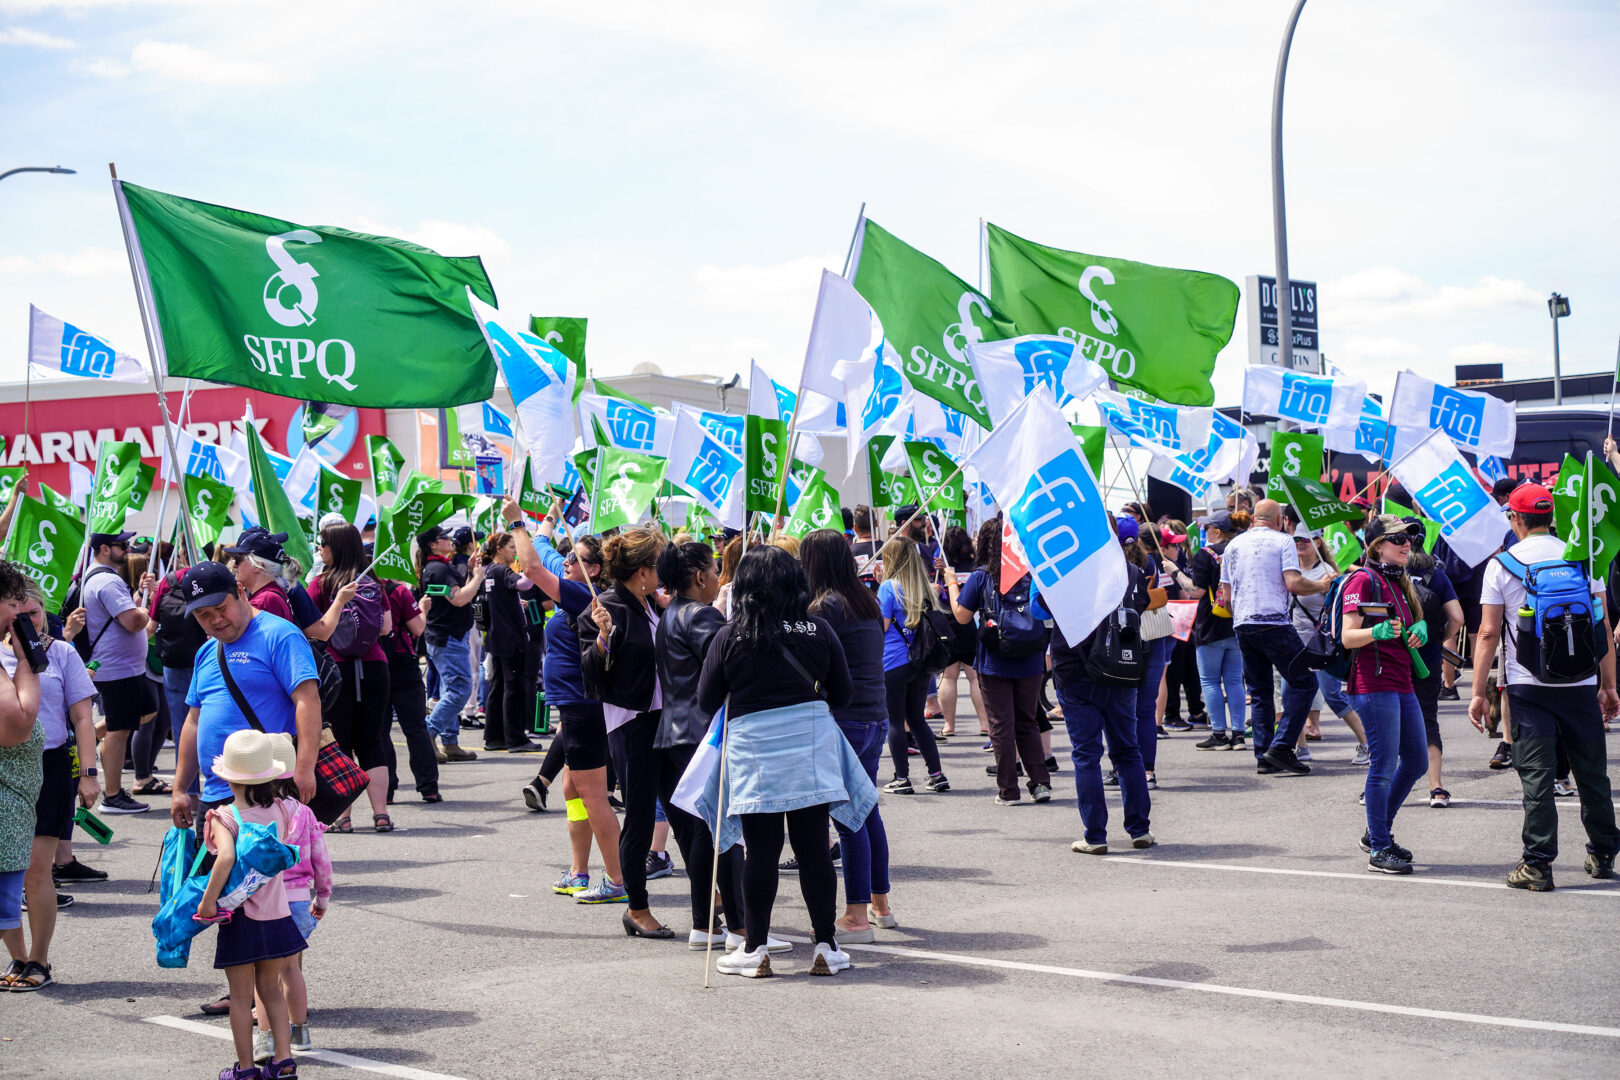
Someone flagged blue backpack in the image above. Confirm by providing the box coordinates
[151,808,300,968]
[1496,552,1608,683]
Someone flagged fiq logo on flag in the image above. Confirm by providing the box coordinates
[1428,385,1487,448]
[605,400,656,452]
[685,442,739,506]
[1278,372,1333,426]
[59,322,120,379]
[1415,463,1491,535]
[1008,448,1108,590]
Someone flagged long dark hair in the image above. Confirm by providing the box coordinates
[801,529,880,622]
[731,545,809,646]
[319,524,367,593]
[941,526,974,572]
[973,517,1001,570]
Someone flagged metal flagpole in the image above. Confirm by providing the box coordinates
[702,695,731,987]
[108,163,201,564]
[1605,336,1620,444]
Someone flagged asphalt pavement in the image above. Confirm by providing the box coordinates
[4,691,1618,1080]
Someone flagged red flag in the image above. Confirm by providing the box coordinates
[1000,519,1030,594]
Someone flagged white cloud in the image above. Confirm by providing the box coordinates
[129,40,281,85]
[1446,342,1543,367]
[0,247,127,278]
[82,57,124,76]
[0,25,72,47]
[1328,267,1544,328]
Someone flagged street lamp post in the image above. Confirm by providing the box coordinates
[0,165,76,183]
[1548,292,1570,406]
[1270,0,1309,374]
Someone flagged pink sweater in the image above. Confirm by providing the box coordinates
[277,798,333,905]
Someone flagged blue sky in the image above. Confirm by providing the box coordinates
[1,0,1616,407]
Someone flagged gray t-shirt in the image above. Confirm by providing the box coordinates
[0,638,96,749]
[83,566,148,681]
[1290,560,1335,640]
[1220,526,1301,628]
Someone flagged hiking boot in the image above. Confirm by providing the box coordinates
[1195,731,1231,750]
[1367,848,1413,875]
[433,740,449,764]
[1261,747,1310,775]
[1585,851,1616,880]
[1506,860,1554,892]
[1489,742,1512,770]
[442,742,478,762]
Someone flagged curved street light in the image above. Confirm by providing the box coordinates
[0,165,77,183]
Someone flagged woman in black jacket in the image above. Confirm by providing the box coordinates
[582,526,669,938]
[651,541,746,948]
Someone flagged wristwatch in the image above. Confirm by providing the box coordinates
[509,518,528,530]
[83,767,97,777]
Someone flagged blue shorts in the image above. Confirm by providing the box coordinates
[0,869,23,931]
[289,899,318,940]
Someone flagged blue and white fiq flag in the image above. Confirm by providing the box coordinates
[1389,371,1516,459]
[671,705,729,840]
[668,406,746,528]
[1242,366,1366,430]
[1389,429,1507,567]
[967,335,1107,428]
[969,384,1127,643]
[468,291,578,487]
[28,305,150,384]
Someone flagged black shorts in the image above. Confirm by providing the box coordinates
[558,703,609,772]
[99,675,158,733]
[35,745,76,840]
[1413,670,1442,750]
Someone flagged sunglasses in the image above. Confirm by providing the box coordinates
[1380,534,1414,546]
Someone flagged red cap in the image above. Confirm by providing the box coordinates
[1508,483,1554,514]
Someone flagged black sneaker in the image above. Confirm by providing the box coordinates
[1489,742,1513,770]
[1359,831,1412,862]
[100,791,150,814]
[1261,747,1311,775]
[521,781,548,811]
[24,891,74,913]
[1156,725,1169,740]
[925,772,951,793]
[608,793,625,810]
[1256,758,1281,775]
[1438,685,1460,701]
[1044,756,1060,773]
[1187,712,1211,727]
[1229,733,1247,751]
[52,858,108,883]
[1163,717,1193,732]
[1102,769,1120,787]
[985,763,1024,777]
[829,842,841,865]
[779,855,800,873]
[645,851,674,880]
[1194,732,1230,750]
[884,776,915,795]
[1367,848,1413,875]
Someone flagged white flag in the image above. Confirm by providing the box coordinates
[68,459,94,507]
[748,360,824,467]
[1389,429,1508,567]
[27,305,149,384]
[667,407,746,528]
[162,429,247,488]
[1081,388,1213,461]
[1323,395,1397,464]
[967,335,1107,428]
[1389,370,1516,459]
[468,291,577,486]
[577,392,675,458]
[968,384,1127,644]
[799,269,884,405]
[282,446,323,517]
[1242,366,1365,430]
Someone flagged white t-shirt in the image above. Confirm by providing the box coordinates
[0,638,96,749]
[1220,526,1301,628]
[1479,532,1600,688]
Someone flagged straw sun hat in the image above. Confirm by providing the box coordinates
[266,733,297,780]
[212,729,290,785]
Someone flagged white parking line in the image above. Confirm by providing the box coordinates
[142,1016,470,1080]
[771,937,1620,1039]
[1108,856,1620,897]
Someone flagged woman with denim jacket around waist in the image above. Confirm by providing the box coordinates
[581,527,670,939]
[697,545,868,979]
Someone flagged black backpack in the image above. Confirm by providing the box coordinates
[899,607,955,676]
[1082,565,1150,685]
[153,570,208,668]
[67,565,121,666]
[979,574,1050,661]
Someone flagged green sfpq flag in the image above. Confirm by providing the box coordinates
[517,458,550,516]
[529,317,588,402]
[0,468,27,512]
[118,181,499,409]
[745,414,791,515]
[783,475,844,540]
[315,465,362,524]
[367,435,406,497]
[183,471,236,548]
[1279,474,1361,530]
[5,496,86,612]
[88,441,144,533]
[38,483,79,518]
[903,441,966,517]
[243,421,315,581]
[1553,453,1620,582]
[1383,499,1440,555]
[1265,430,1324,502]
[866,435,918,509]
[850,218,1012,430]
[591,445,667,534]
[1322,520,1363,568]
[393,470,440,508]
[301,402,355,448]
[125,463,157,513]
[983,223,1239,407]
[1069,424,1108,479]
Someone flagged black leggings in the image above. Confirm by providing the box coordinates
[739,805,836,950]
[885,666,942,779]
[483,650,530,750]
[387,653,438,796]
[329,658,392,772]
[658,743,744,931]
[608,710,661,910]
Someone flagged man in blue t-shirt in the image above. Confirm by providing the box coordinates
[167,562,321,830]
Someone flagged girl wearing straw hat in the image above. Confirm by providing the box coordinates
[197,728,303,1080]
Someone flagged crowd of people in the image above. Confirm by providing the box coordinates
[1,467,1616,1078]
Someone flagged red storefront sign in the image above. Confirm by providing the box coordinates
[0,387,385,495]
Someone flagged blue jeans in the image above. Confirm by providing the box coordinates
[1058,676,1150,845]
[833,718,890,904]
[163,665,200,795]
[1236,623,1317,759]
[425,633,473,744]
[1196,636,1245,734]
[1316,669,1353,719]
[1135,637,1173,771]
[1351,691,1428,851]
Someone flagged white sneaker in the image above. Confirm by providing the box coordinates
[726,930,791,954]
[810,941,851,976]
[1352,744,1372,767]
[688,929,727,951]
[715,945,772,977]
[252,1028,273,1065]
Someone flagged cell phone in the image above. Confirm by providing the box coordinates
[12,615,49,673]
[1358,602,1392,619]
[73,807,114,845]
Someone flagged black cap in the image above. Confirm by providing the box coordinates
[224,527,289,562]
[452,526,474,547]
[180,561,239,615]
[420,524,450,545]
[88,529,136,551]
[1363,515,1424,548]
